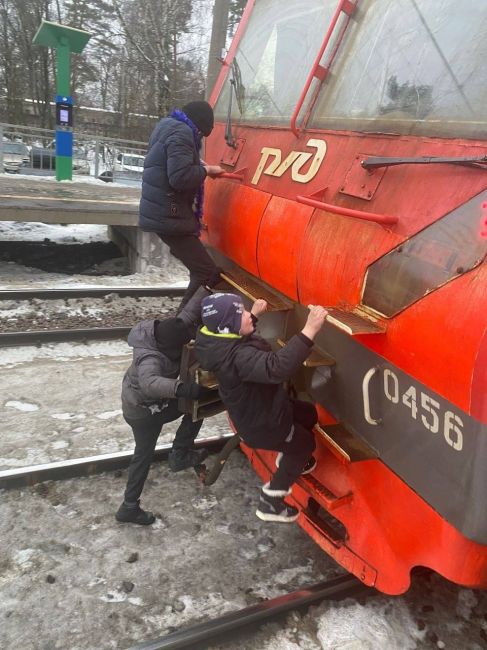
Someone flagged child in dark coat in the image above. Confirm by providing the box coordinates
[194,292,327,522]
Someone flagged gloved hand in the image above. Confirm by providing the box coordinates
[175,382,217,401]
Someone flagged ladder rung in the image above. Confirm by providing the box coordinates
[220,270,293,312]
[325,308,385,335]
[316,423,377,463]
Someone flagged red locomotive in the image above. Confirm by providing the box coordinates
[202,0,487,594]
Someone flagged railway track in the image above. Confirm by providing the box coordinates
[0,286,187,346]
[0,435,232,490]
[131,574,370,650]
[0,325,132,346]
[0,286,186,301]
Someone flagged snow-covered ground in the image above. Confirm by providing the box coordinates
[0,219,188,289]
[1,222,487,649]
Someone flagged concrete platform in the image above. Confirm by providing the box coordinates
[0,175,138,226]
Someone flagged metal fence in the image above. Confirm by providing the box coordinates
[0,122,147,185]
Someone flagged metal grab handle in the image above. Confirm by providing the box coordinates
[218,172,244,181]
[362,367,382,425]
[296,195,398,226]
[290,0,357,136]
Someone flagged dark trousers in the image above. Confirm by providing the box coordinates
[123,401,203,504]
[158,233,219,308]
[267,400,317,492]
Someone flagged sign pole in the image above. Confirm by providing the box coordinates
[33,21,91,182]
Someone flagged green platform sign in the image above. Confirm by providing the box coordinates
[33,21,91,181]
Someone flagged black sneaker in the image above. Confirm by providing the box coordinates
[168,448,209,472]
[115,501,155,525]
[256,489,299,523]
[275,453,317,475]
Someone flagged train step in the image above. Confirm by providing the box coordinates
[219,269,293,312]
[325,307,385,335]
[299,473,352,512]
[315,423,378,464]
[277,338,335,367]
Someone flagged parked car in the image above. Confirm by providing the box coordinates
[1,142,30,173]
[114,152,145,173]
[30,143,90,174]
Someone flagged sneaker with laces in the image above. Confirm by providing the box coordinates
[168,448,209,472]
[255,483,299,523]
[115,501,155,525]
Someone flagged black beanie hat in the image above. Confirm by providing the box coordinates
[182,100,214,136]
[201,293,244,335]
[154,318,191,361]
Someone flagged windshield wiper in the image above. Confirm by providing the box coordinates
[362,155,487,171]
[225,59,245,149]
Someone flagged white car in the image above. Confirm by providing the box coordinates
[2,142,30,173]
[115,153,145,173]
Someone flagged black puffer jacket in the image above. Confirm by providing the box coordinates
[139,117,207,235]
[194,328,313,446]
[121,286,209,419]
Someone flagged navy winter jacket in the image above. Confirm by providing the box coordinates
[139,117,207,235]
[194,328,313,446]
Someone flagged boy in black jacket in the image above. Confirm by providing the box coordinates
[194,292,327,522]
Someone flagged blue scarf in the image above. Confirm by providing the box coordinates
[170,109,204,233]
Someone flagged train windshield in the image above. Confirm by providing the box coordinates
[362,190,487,317]
[309,0,487,138]
[214,0,336,124]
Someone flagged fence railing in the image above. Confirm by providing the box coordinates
[0,122,147,184]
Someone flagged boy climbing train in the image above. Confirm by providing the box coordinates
[194,293,327,522]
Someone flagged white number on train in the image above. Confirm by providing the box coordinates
[380,369,464,451]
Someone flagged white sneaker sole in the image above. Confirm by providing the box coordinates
[256,510,299,523]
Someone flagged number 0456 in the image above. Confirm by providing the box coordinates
[383,369,463,451]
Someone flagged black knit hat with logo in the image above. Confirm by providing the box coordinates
[201,293,244,335]
[182,101,214,136]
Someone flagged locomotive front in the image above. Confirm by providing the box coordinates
[202,0,487,594]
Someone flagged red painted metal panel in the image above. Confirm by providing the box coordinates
[257,197,313,300]
[204,179,270,276]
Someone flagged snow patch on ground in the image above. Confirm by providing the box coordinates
[0,258,189,290]
[0,339,130,367]
[96,410,123,420]
[0,220,109,243]
[51,413,86,420]
[5,399,39,412]
[315,599,425,650]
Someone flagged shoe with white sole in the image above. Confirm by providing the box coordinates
[255,483,299,523]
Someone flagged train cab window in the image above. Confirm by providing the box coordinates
[362,190,487,317]
[309,0,487,139]
[214,0,336,124]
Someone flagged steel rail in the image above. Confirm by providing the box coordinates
[0,287,186,301]
[0,326,132,347]
[0,435,233,490]
[130,574,370,650]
